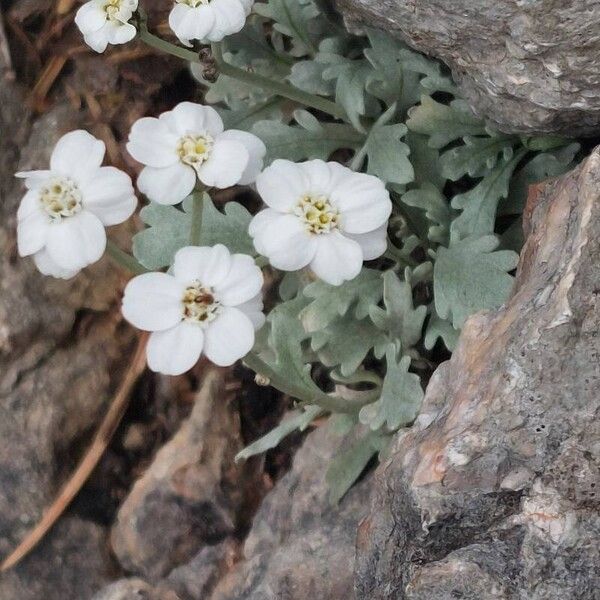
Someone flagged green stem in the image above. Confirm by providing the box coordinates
[106,240,148,275]
[210,43,345,120]
[189,191,205,245]
[139,28,201,62]
[244,352,373,414]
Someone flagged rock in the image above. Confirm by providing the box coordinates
[210,424,372,600]
[355,149,600,598]
[91,578,163,600]
[0,517,112,600]
[334,0,600,136]
[111,370,249,578]
[161,540,240,600]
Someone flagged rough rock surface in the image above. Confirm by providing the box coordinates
[355,150,600,598]
[335,0,600,136]
[210,424,372,600]
[111,370,249,578]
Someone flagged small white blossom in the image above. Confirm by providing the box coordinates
[122,244,265,374]
[127,101,266,205]
[16,130,137,279]
[169,0,254,45]
[75,0,138,53]
[249,159,392,286]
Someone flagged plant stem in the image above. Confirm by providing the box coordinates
[210,43,345,120]
[244,352,373,414]
[189,191,204,245]
[138,27,201,63]
[106,240,148,275]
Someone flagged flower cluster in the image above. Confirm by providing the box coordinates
[75,0,255,53]
[122,245,264,374]
[127,102,266,205]
[16,95,391,373]
[16,130,136,279]
[75,0,138,53]
[250,159,391,286]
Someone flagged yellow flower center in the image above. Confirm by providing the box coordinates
[103,0,125,21]
[181,282,220,325]
[176,0,210,7]
[39,177,83,220]
[177,134,214,170]
[295,194,339,234]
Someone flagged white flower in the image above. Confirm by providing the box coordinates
[16,130,137,279]
[169,0,254,45]
[126,101,266,205]
[75,0,138,53]
[122,244,265,374]
[249,159,392,286]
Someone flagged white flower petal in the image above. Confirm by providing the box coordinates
[105,21,137,45]
[147,322,204,376]
[197,138,249,189]
[83,28,110,53]
[256,159,309,212]
[15,170,53,190]
[17,189,42,220]
[301,159,336,195]
[50,130,105,185]
[250,211,317,271]
[81,166,137,225]
[330,173,392,234]
[17,204,50,257]
[206,0,247,42]
[217,130,265,185]
[127,117,180,168]
[236,293,265,330]
[164,102,224,138]
[75,1,107,34]
[173,245,232,287]
[346,223,388,261]
[169,4,216,45]
[137,162,196,206]
[214,254,263,306]
[309,231,363,286]
[33,248,80,280]
[122,272,185,332]
[203,307,254,366]
[45,210,106,271]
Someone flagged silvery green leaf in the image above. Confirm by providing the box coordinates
[252,118,364,164]
[401,183,451,245]
[405,132,446,190]
[499,142,580,216]
[279,272,302,301]
[301,269,383,332]
[251,296,327,403]
[218,97,283,130]
[132,195,254,270]
[328,413,357,436]
[450,150,526,241]
[424,306,460,351]
[310,314,386,376]
[434,235,519,329]
[365,122,414,185]
[288,59,335,95]
[235,405,323,461]
[407,96,486,149]
[440,134,518,181]
[326,431,385,503]
[254,0,324,57]
[369,271,427,351]
[322,57,375,130]
[359,348,423,431]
